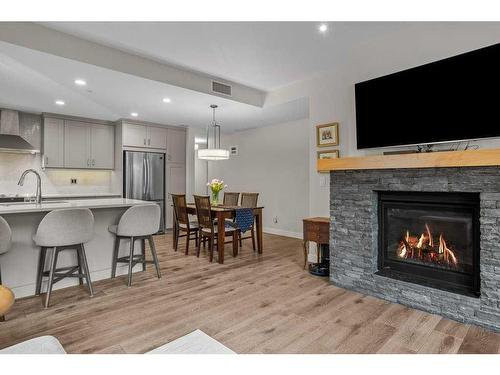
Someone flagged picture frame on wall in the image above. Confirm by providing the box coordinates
[316,122,339,147]
[317,149,340,160]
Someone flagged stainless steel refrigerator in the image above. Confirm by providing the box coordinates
[123,151,165,233]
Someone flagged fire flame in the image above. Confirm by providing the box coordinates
[397,224,459,267]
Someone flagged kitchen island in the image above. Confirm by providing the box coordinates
[0,198,156,298]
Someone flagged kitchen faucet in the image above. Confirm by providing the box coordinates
[17,169,42,204]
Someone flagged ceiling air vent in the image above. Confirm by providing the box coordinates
[211,81,232,96]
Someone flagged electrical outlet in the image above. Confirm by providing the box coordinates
[70,178,78,185]
[273,216,278,224]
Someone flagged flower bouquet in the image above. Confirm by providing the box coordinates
[207,179,227,205]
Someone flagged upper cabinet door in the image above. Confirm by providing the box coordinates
[43,117,64,168]
[64,121,90,168]
[90,124,115,169]
[147,126,167,149]
[123,122,148,148]
[167,129,186,163]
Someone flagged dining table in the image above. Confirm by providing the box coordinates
[175,204,264,264]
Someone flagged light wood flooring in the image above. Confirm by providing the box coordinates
[1,233,500,354]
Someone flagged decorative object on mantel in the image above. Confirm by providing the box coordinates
[316,122,339,147]
[317,149,339,159]
[303,217,330,277]
[317,150,339,174]
[207,179,227,206]
[0,285,14,321]
[198,104,230,160]
[317,147,500,172]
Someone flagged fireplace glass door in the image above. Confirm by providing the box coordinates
[378,191,480,296]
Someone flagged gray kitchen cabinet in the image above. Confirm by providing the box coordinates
[64,120,114,169]
[122,122,148,148]
[90,124,114,169]
[147,126,167,149]
[64,120,89,168]
[122,122,167,149]
[43,117,65,168]
[167,128,186,163]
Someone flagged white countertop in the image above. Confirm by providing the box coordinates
[0,192,121,199]
[0,198,153,214]
[44,193,122,199]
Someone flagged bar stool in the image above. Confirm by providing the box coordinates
[33,208,95,308]
[0,216,12,285]
[109,204,162,287]
[0,216,12,322]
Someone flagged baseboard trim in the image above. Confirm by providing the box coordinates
[263,227,302,239]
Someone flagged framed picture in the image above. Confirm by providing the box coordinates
[316,122,339,147]
[317,149,340,160]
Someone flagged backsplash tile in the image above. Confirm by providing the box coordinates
[0,153,116,197]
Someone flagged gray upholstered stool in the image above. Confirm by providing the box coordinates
[0,216,12,322]
[0,216,12,286]
[34,208,95,308]
[109,204,161,287]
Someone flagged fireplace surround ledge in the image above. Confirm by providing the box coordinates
[329,166,500,332]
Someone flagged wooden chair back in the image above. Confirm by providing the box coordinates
[194,195,213,230]
[223,192,240,206]
[171,194,189,226]
[241,193,259,208]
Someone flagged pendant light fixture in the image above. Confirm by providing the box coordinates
[198,104,230,160]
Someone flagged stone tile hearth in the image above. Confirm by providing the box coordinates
[330,166,500,332]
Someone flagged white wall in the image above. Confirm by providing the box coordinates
[207,118,309,237]
[265,23,500,220]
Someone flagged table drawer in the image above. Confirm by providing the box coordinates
[303,221,330,244]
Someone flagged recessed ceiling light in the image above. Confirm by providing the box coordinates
[162,97,171,103]
[130,112,138,117]
[55,100,65,106]
[74,79,87,86]
[318,23,328,33]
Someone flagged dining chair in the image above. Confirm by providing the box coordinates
[193,195,239,262]
[239,193,259,250]
[223,192,240,206]
[171,194,199,255]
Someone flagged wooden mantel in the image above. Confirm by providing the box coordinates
[317,148,500,172]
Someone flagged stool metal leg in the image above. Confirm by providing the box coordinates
[141,238,146,271]
[79,244,94,297]
[127,237,135,287]
[45,247,59,308]
[148,235,161,279]
[111,236,120,278]
[76,247,84,286]
[35,247,47,296]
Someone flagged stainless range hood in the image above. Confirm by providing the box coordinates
[0,109,40,154]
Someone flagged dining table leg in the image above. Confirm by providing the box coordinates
[217,211,225,264]
[256,210,263,254]
[172,211,177,250]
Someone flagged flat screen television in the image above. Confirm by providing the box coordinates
[355,43,500,149]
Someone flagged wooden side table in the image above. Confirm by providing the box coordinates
[303,217,330,276]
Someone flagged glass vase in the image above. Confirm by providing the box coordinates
[211,190,220,205]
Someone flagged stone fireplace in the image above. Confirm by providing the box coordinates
[329,166,500,331]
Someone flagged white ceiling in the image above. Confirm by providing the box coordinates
[40,22,411,91]
[0,41,308,130]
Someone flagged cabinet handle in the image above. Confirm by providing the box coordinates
[92,159,95,166]
[87,159,89,167]
[144,138,146,146]
[45,156,49,165]
[148,139,151,146]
